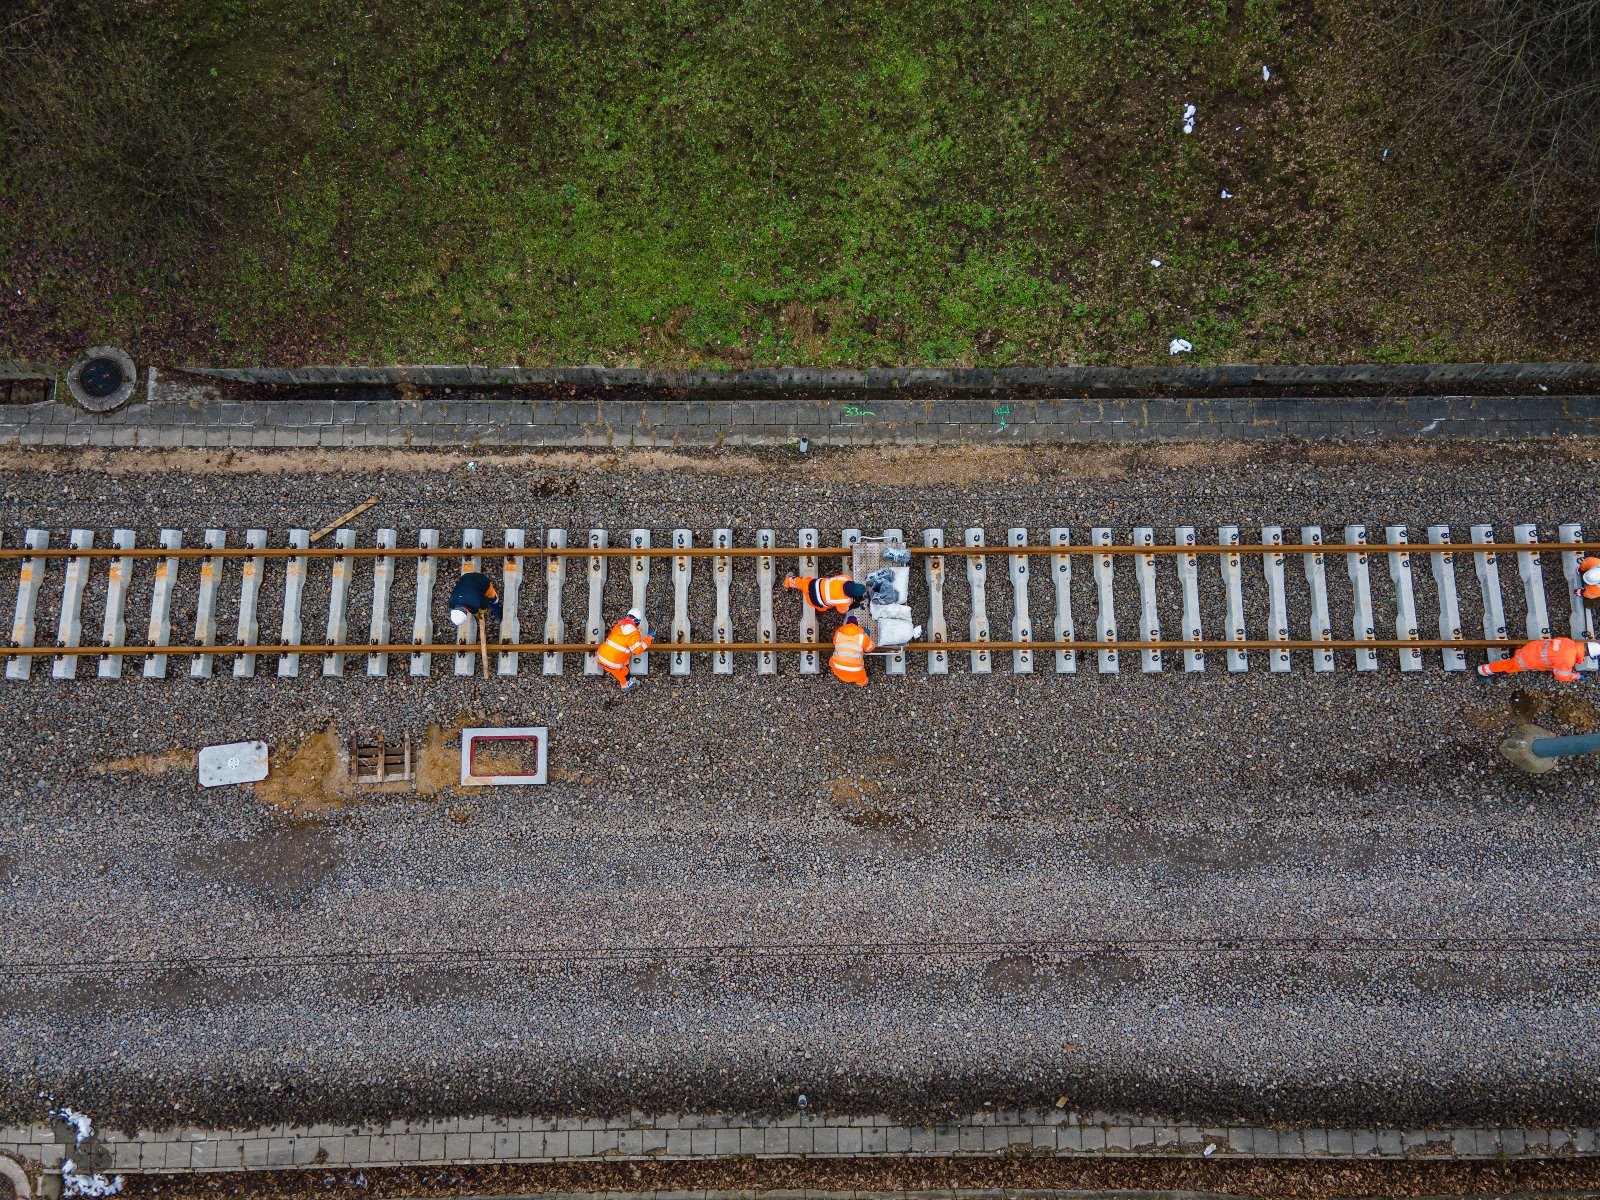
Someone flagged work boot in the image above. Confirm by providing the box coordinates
[618,678,635,692]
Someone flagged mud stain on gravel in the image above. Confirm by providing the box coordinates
[1055,949,1145,986]
[982,953,1051,991]
[332,966,478,1006]
[1462,689,1597,732]
[1554,695,1600,731]
[90,750,195,776]
[185,823,342,904]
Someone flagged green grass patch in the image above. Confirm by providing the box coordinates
[1,0,1596,366]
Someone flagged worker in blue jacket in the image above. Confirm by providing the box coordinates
[448,570,503,629]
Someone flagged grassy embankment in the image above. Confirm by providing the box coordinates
[1,0,1596,366]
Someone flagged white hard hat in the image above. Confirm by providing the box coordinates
[449,608,470,626]
[626,609,644,625]
[1587,640,1600,659]
[1585,564,1600,585]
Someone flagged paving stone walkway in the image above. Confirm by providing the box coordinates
[4,1109,1598,1196]
[2,368,1600,450]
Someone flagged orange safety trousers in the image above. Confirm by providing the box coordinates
[1483,637,1583,681]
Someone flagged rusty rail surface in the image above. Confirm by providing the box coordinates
[7,637,1530,659]
[0,541,1594,561]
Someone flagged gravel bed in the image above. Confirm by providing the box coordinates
[3,441,1600,1134]
[104,1156,1600,1200]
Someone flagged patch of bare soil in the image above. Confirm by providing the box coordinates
[415,716,477,797]
[111,1154,1600,1200]
[253,723,350,815]
[468,738,542,777]
[810,445,1040,486]
[90,750,194,776]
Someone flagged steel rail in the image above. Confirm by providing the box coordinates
[0,540,1595,561]
[10,934,1600,979]
[7,636,1531,659]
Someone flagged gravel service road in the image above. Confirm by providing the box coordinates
[2,440,1600,1133]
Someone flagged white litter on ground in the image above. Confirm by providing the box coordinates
[1204,1143,1218,1156]
[1220,189,1233,199]
[1263,64,1271,80]
[1169,338,1194,355]
[61,1161,123,1197]
[1181,103,1197,134]
[1150,258,1162,267]
[55,1106,93,1144]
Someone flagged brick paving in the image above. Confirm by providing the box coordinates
[4,1108,1598,1193]
[2,365,1600,449]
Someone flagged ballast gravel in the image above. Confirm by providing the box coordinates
[3,440,1600,1134]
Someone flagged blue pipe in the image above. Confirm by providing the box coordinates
[1530,731,1600,758]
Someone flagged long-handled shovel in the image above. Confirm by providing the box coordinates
[478,614,490,679]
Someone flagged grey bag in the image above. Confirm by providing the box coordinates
[882,546,912,566]
[865,568,900,605]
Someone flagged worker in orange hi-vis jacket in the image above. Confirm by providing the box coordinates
[1576,556,1600,619]
[784,571,868,614]
[594,609,653,691]
[1478,637,1600,682]
[829,615,875,687]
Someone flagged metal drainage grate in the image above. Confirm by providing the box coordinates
[350,732,413,786]
[77,356,125,399]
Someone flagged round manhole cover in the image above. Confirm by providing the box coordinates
[67,345,137,413]
[78,356,125,399]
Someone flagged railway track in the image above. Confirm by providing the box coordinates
[3,522,1595,680]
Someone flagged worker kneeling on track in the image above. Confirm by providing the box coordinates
[448,570,503,627]
[784,571,867,614]
[596,609,653,691]
[830,614,875,687]
[1478,637,1600,682]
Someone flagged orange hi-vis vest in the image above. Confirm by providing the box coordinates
[801,574,854,613]
[596,619,651,672]
[1580,556,1600,599]
[830,623,874,685]
[1515,637,1585,681]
